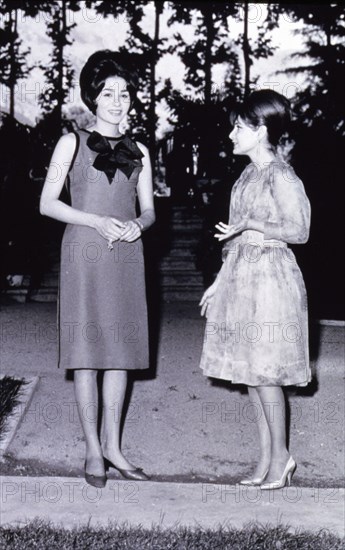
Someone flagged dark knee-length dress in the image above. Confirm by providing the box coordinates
[199,160,311,386]
[58,129,148,370]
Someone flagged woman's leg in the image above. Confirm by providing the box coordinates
[101,369,135,470]
[74,369,104,475]
[247,386,271,479]
[256,385,290,481]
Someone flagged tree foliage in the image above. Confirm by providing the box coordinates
[271,3,345,319]
[235,3,280,97]
[276,3,345,134]
[0,1,35,115]
[167,1,240,102]
[38,0,80,131]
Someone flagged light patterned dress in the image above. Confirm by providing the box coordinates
[199,160,311,386]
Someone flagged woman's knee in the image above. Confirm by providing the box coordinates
[74,369,98,383]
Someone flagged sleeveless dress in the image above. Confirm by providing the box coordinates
[199,160,311,386]
[58,129,148,370]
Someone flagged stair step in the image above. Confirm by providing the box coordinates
[1,289,28,303]
[28,290,58,303]
[161,247,199,256]
[166,246,199,252]
[171,208,201,215]
[39,274,59,287]
[162,250,199,258]
[159,262,199,271]
[161,289,203,302]
[159,259,199,268]
[170,224,202,232]
[160,276,204,286]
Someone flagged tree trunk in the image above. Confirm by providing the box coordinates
[243,1,250,98]
[149,0,163,176]
[57,0,67,130]
[204,9,213,104]
[196,8,214,179]
[9,9,17,117]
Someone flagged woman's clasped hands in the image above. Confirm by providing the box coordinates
[94,216,142,250]
[118,220,142,243]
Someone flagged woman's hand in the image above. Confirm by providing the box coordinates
[93,215,126,244]
[214,220,248,241]
[199,279,220,317]
[119,220,142,242]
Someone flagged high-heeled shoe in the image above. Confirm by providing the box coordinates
[103,457,150,481]
[84,462,107,488]
[240,469,269,486]
[260,456,296,490]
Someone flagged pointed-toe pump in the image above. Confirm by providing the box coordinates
[260,457,296,490]
[103,457,150,481]
[240,469,269,486]
[84,462,107,488]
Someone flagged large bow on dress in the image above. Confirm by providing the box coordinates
[86,131,144,183]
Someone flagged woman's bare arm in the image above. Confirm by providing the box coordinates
[40,133,125,241]
[119,142,156,242]
[135,142,155,229]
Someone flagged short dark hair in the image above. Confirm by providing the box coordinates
[230,90,291,147]
[79,50,139,114]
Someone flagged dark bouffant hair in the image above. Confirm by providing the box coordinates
[79,50,139,114]
[230,90,291,147]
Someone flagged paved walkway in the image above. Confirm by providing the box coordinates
[0,300,344,534]
[1,476,344,535]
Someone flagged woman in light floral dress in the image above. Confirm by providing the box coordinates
[200,90,311,490]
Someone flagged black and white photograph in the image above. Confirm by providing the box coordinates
[0,1,344,548]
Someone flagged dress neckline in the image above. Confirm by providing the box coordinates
[82,129,125,140]
[247,158,286,170]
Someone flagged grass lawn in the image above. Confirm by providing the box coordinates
[0,376,25,439]
[0,520,343,549]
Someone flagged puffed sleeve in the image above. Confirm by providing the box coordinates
[264,163,311,244]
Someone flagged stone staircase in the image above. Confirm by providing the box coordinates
[158,205,204,302]
[3,206,205,303]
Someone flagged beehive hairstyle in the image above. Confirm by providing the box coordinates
[79,50,139,114]
[230,90,291,147]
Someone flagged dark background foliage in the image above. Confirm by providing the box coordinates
[0,1,344,318]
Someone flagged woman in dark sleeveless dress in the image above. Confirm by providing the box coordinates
[199,90,311,489]
[40,50,155,487]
